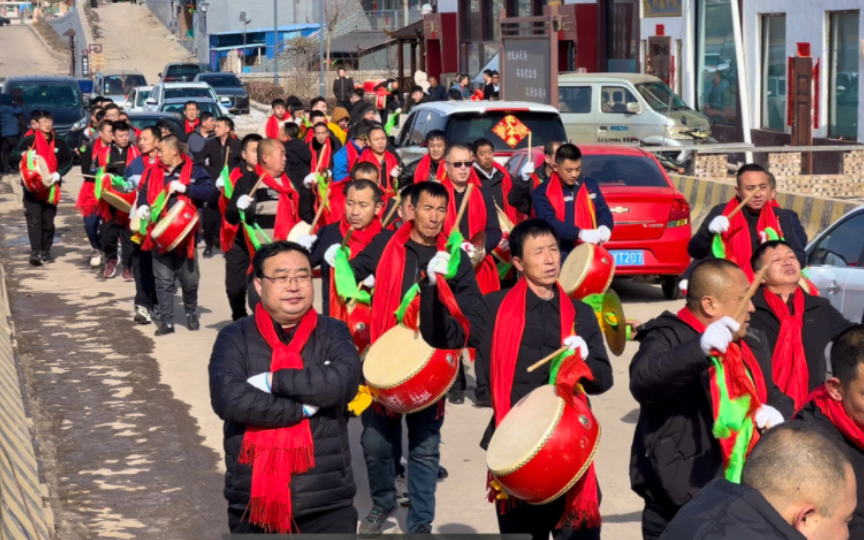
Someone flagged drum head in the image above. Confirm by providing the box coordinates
[102,191,134,213]
[287,222,311,243]
[34,155,51,186]
[363,325,434,389]
[559,243,595,292]
[486,385,564,473]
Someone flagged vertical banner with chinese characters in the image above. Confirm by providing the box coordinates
[501,39,553,105]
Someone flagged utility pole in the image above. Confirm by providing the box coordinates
[273,0,279,85]
[70,34,76,77]
[318,0,325,97]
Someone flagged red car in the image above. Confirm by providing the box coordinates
[505,145,691,299]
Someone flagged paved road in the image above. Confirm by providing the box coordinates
[0,169,676,537]
[0,25,65,77]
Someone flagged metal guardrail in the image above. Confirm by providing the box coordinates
[365,9,422,31]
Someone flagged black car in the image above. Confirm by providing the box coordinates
[159,63,203,83]
[193,72,249,114]
[2,75,88,150]
[125,111,187,143]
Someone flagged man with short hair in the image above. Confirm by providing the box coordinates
[78,119,114,267]
[198,116,242,258]
[532,143,614,258]
[406,85,428,113]
[630,258,794,538]
[278,125,314,223]
[309,96,328,116]
[661,423,857,540]
[182,101,200,134]
[473,137,524,224]
[188,111,216,160]
[427,76,447,102]
[401,130,447,184]
[209,241,361,534]
[357,125,401,194]
[796,325,864,538]
[510,140,562,217]
[259,98,291,139]
[333,120,371,182]
[103,103,121,122]
[749,240,852,409]
[333,68,355,110]
[483,71,500,100]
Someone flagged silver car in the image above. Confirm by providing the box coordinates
[93,71,147,105]
[806,206,864,323]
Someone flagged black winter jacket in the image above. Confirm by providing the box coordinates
[399,155,442,186]
[629,312,794,509]
[660,479,806,540]
[198,136,243,185]
[209,314,362,518]
[333,76,355,102]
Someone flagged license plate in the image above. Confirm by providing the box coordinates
[611,250,645,266]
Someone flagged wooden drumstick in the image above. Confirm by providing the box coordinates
[249,173,267,197]
[341,227,355,248]
[223,146,231,169]
[308,184,329,232]
[732,265,769,322]
[527,346,570,373]
[453,183,474,229]
[381,193,402,229]
[728,189,759,220]
[315,141,328,174]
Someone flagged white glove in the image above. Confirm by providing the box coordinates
[168,180,187,194]
[296,234,317,251]
[520,160,535,181]
[597,225,612,243]
[49,172,60,184]
[324,244,340,267]
[563,335,589,360]
[303,173,317,189]
[579,229,602,245]
[708,215,730,235]
[390,165,402,178]
[302,404,320,418]
[759,230,768,244]
[128,174,142,189]
[700,316,741,356]
[247,372,271,393]
[136,205,151,222]
[679,279,688,295]
[460,241,477,257]
[427,251,451,285]
[215,176,225,189]
[236,194,253,210]
[362,274,375,288]
[755,404,784,430]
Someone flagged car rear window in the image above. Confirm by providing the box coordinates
[103,75,146,95]
[9,84,81,108]
[165,65,202,81]
[165,87,213,99]
[201,75,241,87]
[77,80,94,93]
[135,90,152,107]
[162,102,220,116]
[444,112,568,152]
[582,155,669,187]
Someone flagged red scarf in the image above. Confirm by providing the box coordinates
[310,139,332,174]
[718,198,784,281]
[184,118,199,134]
[255,164,300,241]
[32,131,60,205]
[76,138,109,216]
[219,167,245,251]
[142,157,196,257]
[490,278,600,529]
[677,308,767,466]
[413,154,447,183]
[239,304,317,534]
[265,114,287,140]
[95,144,142,223]
[546,173,596,232]
[443,176,499,294]
[358,149,400,192]
[763,288,809,409]
[329,217,383,316]
[810,385,864,451]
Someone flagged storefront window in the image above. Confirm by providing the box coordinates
[607,0,639,72]
[698,0,738,126]
[761,14,786,131]
[829,11,859,139]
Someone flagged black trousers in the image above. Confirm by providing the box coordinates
[641,501,679,540]
[228,503,358,534]
[497,496,601,540]
[100,215,134,266]
[337,100,351,110]
[1,135,18,174]
[224,241,251,320]
[131,242,157,310]
[200,203,221,250]
[22,190,57,253]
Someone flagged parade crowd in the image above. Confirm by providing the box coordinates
[5,74,864,540]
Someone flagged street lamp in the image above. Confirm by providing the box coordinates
[273,0,279,85]
[239,11,251,62]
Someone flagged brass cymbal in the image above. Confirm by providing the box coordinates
[601,288,627,356]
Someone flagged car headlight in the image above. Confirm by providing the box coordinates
[71,114,89,131]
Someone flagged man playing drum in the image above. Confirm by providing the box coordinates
[348,181,482,535]
[420,218,613,540]
[629,258,794,539]
[356,125,402,195]
[12,110,73,266]
[400,130,448,184]
[532,144,614,259]
[509,140,562,218]
[134,135,217,336]
[208,241,362,534]
[78,120,114,268]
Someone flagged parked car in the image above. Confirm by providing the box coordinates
[2,75,89,150]
[505,145,691,298]
[396,101,567,165]
[124,86,153,112]
[158,97,228,118]
[145,81,229,112]
[806,206,864,323]
[159,63,204,83]
[193,72,249,114]
[125,111,187,142]
[0,17,11,27]
[93,71,147,104]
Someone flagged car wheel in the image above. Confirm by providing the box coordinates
[661,276,682,300]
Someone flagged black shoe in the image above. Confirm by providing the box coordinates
[29,251,43,266]
[203,246,214,258]
[186,313,200,331]
[447,390,464,405]
[358,507,393,535]
[155,323,175,336]
[474,396,492,408]
[410,524,433,534]
[438,465,448,481]
[41,251,55,263]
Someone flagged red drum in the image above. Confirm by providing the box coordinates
[559,243,615,300]
[100,175,136,213]
[487,385,600,504]
[363,325,460,414]
[492,205,514,264]
[151,199,199,251]
[347,301,372,354]
[20,150,52,193]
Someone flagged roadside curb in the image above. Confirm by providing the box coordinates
[25,22,69,65]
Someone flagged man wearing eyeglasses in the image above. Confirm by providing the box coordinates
[209,241,362,535]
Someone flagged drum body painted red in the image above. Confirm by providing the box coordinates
[151,199,199,252]
[560,243,615,300]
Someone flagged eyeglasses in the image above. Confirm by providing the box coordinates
[260,274,313,288]
[448,161,473,168]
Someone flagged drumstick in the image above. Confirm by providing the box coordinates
[309,185,330,231]
[528,131,533,156]
[527,346,569,373]
[728,190,759,220]
[380,193,402,229]
[315,142,328,174]
[732,265,769,321]
[453,183,474,229]
[341,227,355,248]
[223,147,231,169]
[249,173,267,197]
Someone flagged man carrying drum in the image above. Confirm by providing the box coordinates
[532,144,614,259]
[78,119,114,269]
[12,110,73,266]
[509,140,562,218]
[420,218,613,540]
[628,258,794,539]
[198,116,243,259]
[134,135,217,336]
[348,181,482,535]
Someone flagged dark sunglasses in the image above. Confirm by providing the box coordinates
[448,161,473,168]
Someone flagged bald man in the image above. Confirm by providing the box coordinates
[661,423,856,540]
[629,258,794,539]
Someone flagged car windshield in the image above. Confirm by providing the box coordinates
[135,90,152,107]
[201,75,241,87]
[161,102,220,116]
[165,65,201,80]
[165,87,214,99]
[636,82,689,111]
[77,80,94,93]
[581,154,669,187]
[103,74,147,95]
[444,112,568,152]
[9,83,81,108]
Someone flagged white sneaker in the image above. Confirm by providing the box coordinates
[90,250,102,268]
[133,305,152,325]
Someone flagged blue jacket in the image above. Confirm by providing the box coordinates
[137,160,217,210]
[0,98,23,138]
[332,139,364,181]
[532,176,614,256]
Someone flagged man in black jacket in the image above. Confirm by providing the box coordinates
[187,112,215,160]
[281,123,314,203]
[795,325,864,538]
[749,240,852,408]
[630,258,794,539]
[198,116,243,258]
[509,140,561,217]
[333,69,355,110]
[400,130,447,185]
[208,241,361,534]
[661,423,857,540]
[421,219,612,540]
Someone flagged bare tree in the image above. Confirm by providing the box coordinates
[279,35,321,97]
[323,0,356,70]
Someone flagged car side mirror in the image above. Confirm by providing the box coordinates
[146,99,157,105]
[220,97,231,104]
[626,102,642,114]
